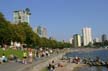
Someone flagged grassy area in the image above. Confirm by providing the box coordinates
[41,67,48,71]
[0,48,24,59]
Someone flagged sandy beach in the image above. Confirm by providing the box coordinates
[54,59,87,71]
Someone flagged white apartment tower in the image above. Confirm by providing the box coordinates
[13,8,31,24]
[82,27,92,46]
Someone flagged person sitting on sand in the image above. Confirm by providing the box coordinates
[51,60,55,70]
[95,56,100,62]
[73,56,80,64]
[9,54,18,62]
[48,60,55,71]
[58,62,64,67]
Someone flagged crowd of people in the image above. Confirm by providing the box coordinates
[0,43,56,65]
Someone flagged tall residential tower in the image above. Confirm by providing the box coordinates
[102,34,107,42]
[82,27,92,46]
[13,8,31,24]
[34,26,47,38]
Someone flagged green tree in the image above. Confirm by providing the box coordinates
[0,12,13,45]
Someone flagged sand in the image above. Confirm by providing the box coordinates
[55,60,87,71]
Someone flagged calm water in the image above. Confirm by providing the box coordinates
[65,49,108,71]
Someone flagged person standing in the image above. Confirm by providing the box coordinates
[22,51,27,64]
[28,49,33,63]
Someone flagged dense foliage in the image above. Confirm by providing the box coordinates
[93,40,108,48]
[0,12,71,48]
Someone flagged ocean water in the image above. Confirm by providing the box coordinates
[65,49,108,71]
[78,66,108,71]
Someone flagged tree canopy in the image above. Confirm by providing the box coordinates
[0,12,71,48]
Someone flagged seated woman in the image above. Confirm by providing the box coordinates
[1,53,7,62]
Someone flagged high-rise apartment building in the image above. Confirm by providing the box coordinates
[13,8,31,24]
[34,26,47,38]
[102,34,107,42]
[82,27,92,46]
[73,34,81,47]
[41,27,47,38]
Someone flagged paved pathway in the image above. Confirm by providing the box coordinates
[0,53,63,71]
[0,56,52,71]
[0,62,27,71]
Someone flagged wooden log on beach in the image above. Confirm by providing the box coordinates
[87,61,108,67]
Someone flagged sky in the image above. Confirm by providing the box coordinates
[0,0,108,41]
